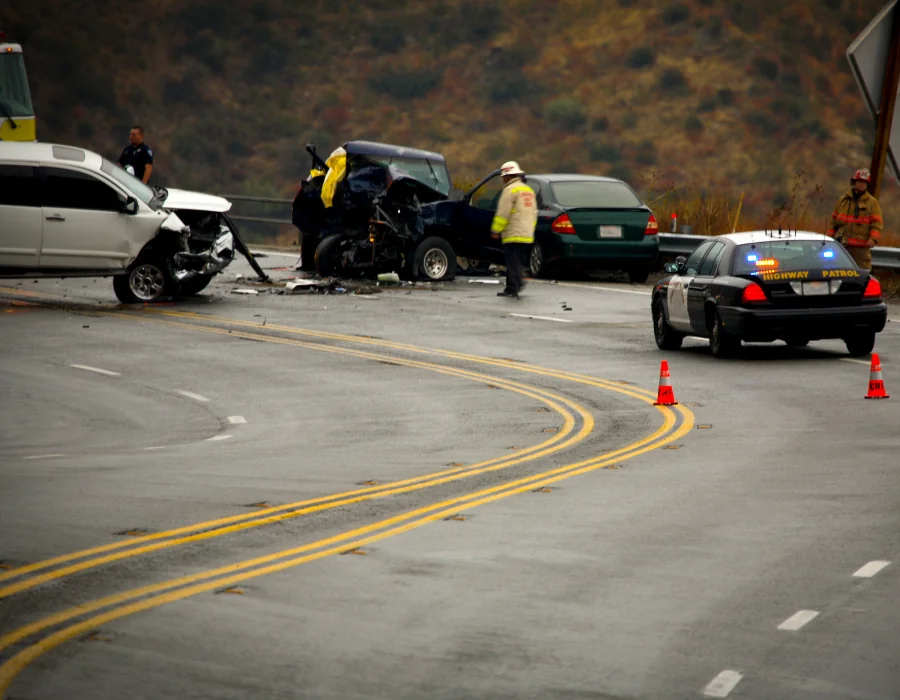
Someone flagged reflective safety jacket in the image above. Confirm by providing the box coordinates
[826,189,883,248]
[491,180,537,244]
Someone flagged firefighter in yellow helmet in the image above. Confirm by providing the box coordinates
[491,161,538,298]
[826,168,883,270]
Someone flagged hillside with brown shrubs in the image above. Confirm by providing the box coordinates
[4,0,899,243]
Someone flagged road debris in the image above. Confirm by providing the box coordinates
[469,279,501,285]
[377,272,401,285]
[231,288,260,295]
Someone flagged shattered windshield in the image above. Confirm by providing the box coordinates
[366,156,451,196]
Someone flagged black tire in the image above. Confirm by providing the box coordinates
[179,274,213,297]
[114,254,176,303]
[785,338,810,348]
[652,299,684,351]
[708,308,741,358]
[412,237,456,281]
[299,232,319,272]
[315,234,348,277]
[627,266,651,284]
[529,242,546,278]
[845,331,876,357]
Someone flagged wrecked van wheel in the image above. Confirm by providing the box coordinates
[180,274,213,297]
[114,255,175,303]
[413,237,456,281]
[315,234,347,277]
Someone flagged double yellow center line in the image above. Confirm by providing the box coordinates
[0,297,694,697]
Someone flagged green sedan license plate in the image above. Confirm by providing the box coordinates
[598,225,622,239]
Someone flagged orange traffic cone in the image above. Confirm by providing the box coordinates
[865,353,889,399]
[653,360,678,406]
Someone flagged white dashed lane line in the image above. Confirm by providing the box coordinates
[702,670,743,698]
[176,390,210,403]
[23,454,65,460]
[508,313,573,323]
[548,281,653,296]
[227,416,247,424]
[70,364,121,377]
[207,435,233,442]
[840,358,873,366]
[777,610,820,631]
[853,560,891,578]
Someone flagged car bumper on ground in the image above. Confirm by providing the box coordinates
[718,303,888,341]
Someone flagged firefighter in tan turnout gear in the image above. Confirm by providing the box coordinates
[491,161,538,298]
[826,168,883,270]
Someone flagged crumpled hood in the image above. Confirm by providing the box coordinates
[163,188,232,213]
[384,166,447,204]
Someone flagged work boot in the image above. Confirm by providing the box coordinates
[497,290,518,298]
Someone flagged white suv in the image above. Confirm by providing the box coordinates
[0,141,236,302]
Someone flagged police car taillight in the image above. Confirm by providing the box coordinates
[741,282,767,304]
[863,277,882,299]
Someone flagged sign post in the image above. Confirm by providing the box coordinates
[870,7,900,197]
[848,0,900,191]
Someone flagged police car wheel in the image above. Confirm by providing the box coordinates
[845,331,876,357]
[652,299,683,350]
[709,309,740,358]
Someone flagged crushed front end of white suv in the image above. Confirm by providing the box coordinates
[0,142,266,303]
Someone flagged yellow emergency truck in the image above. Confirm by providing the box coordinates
[0,35,36,141]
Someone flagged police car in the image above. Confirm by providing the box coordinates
[651,230,888,357]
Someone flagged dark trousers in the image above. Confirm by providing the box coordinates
[503,243,529,293]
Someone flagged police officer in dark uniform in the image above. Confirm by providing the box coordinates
[118,126,154,184]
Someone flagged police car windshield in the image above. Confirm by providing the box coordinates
[100,158,157,208]
[733,240,855,275]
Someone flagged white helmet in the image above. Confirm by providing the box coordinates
[500,160,524,176]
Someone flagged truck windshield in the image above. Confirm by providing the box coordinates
[0,53,34,118]
[368,156,451,195]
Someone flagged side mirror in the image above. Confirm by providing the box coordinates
[663,262,679,274]
[448,187,464,202]
[124,196,139,215]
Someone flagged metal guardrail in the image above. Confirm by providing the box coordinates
[218,194,292,227]
[216,194,900,272]
[658,233,900,271]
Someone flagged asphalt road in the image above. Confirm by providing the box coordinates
[1,255,899,700]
